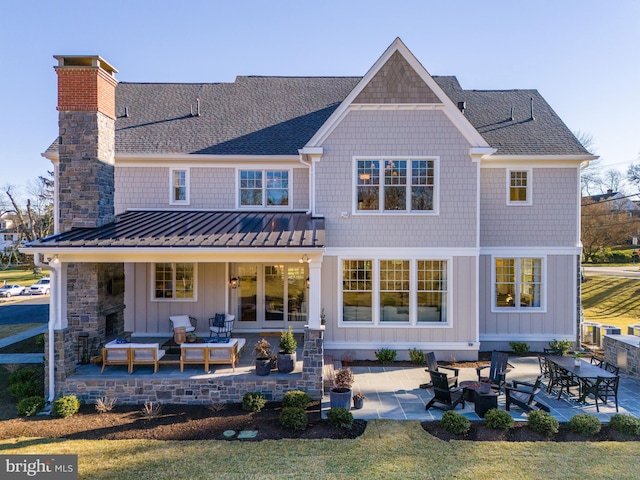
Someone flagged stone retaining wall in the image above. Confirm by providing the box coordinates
[603,335,640,379]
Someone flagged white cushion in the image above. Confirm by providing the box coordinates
[170,315,195,332]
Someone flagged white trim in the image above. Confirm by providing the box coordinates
[506,168,532,206]
[306,38,489,149]
[43,152,303,165]
[325,341,479,350]
[236,168,293,210]
[150,262,198,303]
[326,247,478,257]
[480,246,581,255]
[352,156,440,215]
[169,168,190,206]
[482,155,597,168]
[491,255,547,313]
[480,334,572,342]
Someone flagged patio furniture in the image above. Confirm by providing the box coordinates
[546,355,617,403]
[180,338,242,372]
[129,343,165,373]
[101,343,130,373]
[476,351,510,392]
[583,375,620,412]
[424,371,465,411]
[420,351,459,389]
[505,375,550,412]
[604,362,620,375]
[590,356,604,368]
[169,315,198,333]
[537,353,549,378]
[209,313,235,338]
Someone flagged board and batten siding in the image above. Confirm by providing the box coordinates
[480,167,580,247]
[124,262,228,335]
[321,255,478,347]
[115,165,309,213]
[479,254,577,341]
[316,109,477,248]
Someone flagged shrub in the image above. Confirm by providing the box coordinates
[568,414,601,436]
[484,408,514,430]
[17,396,45,417]
[375,348,397,364]
[141,401,163,419]
[408,348,426,365]
[548,339,572,356]
[242,392,266,412]
[326,407,354,429]
[333,368,354,389]
[52,395,81,418]
[279,407,308,431]
[279,326,297,354]
[282,390,311,409]
[609,414,640,436]
[509,342,530,356]
[8,367,40,401]
[95,396,117,414]
[440,410,470,435]
[528,410,559,436]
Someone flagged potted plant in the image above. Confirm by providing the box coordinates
[186,332,197,343]
[330,367,354,410]
[277,326,297,373]
[574,351,583,367]
[352,391,365,409]
[254,338,272,376]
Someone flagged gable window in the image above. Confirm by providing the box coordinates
[239,170,290,208]
[341,258,449,325]
[507,169,531,205]
[494,257,543,310]
[170,168,190,205]
[153,263,196,301]
[355,158,437,213]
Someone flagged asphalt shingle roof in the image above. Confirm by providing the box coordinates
[45,74,590,158]
[24,211,325,249]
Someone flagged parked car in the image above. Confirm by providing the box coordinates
[29,278,51,295]
[0,284,26,297]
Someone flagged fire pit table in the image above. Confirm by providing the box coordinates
[459,380,499,418]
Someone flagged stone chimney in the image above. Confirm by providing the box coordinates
[54,55,118,232]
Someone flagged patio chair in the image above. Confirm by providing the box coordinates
[424,371,465,411]
[505,375,550,412]
[603,362,620,375]
[537,353,549,379]
[420,351,459,389]
[476,351,510,392]
[589,356,604,368]
[209,313,235,338]
[169,315,198,333]
[583,375,619,412]
[548,362,580,400]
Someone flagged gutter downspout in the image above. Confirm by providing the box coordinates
[298,152,313,215]
[34,252,61,403]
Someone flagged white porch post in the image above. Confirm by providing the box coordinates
[307,260,322,328]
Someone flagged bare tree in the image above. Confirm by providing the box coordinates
[581,199,636,262]
[627,160,640,191]
[601,168,626,194]
[573,130,597,153]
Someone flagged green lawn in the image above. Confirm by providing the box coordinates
[581,275,640,330]
[0,421,638,479]
[0,267,43,288]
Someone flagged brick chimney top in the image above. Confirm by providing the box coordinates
[54,55,118,120]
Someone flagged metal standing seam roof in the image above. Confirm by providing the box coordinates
[25,211,325,249]
[45,75,590,158]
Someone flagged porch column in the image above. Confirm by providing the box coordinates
[307,260,322,328]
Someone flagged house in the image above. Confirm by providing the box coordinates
[585,190,640,217]
[0,214,19,254]
[23,38,595,404]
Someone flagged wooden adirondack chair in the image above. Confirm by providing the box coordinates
[420,351,460,389]
[476,351,510,392]
[424,371,465,411]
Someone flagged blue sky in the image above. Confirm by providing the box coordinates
[1,0,638,205]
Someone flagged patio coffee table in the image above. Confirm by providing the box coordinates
[459,380,498,417]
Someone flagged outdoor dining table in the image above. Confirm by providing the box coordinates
[546,355,617,403]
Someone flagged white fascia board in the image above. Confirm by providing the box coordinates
[325,247,479,257]
[306,38,490,149]
[482,155,598,168]
[117,154,301,168]
[480,246,582,255]
[325,341,479,350]
[299,147,323,156]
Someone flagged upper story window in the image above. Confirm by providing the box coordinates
[239,170,290,208]
[494,257,543,310]
[507,169,531,205]
[355,158,437,214]
[170,168,190,205]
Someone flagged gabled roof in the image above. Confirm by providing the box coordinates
[45,42,590,158]
[24,211,325,249]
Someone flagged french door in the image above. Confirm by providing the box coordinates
[234,263,308,328]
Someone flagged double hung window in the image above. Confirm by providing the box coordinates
[355,158,437,213]
[507,169,531,205]
[494,257,543,309]
[239,170,289,208]
[170,168,189,205]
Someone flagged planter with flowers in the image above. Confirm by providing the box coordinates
[254,338,272,376]
[330,367,354,410]
[352,392,366,409]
